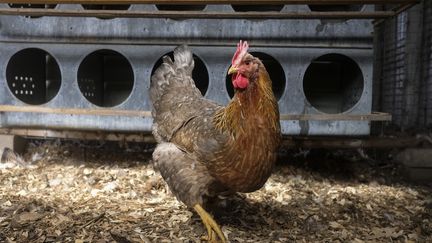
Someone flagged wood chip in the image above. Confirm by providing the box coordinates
[0,140,430,242]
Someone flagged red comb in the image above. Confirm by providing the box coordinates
[231,40,249,67]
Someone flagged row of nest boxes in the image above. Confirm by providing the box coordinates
[0,43,372,135]
[0,4,373,41]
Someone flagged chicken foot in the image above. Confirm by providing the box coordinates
[194,204,227,243]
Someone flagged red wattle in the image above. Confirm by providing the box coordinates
[233,74,249,89]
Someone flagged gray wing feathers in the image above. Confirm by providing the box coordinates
[153,143,218,207]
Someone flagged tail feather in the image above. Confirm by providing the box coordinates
[150,45,196,105]
[173,45,194,77]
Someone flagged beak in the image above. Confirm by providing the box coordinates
[228,66,238,75]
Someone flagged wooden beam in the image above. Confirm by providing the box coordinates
[281,136,430,148]
[0,105,391,121]
[280,112,392,121]
[393,2,417,15]
[0,0,420,5]
[0,128,156,143]
[0,105,151,117]
[0,8,396,19]
[1,128,429,149]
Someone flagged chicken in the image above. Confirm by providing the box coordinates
[1,147,26,167]
[150,41,281,242]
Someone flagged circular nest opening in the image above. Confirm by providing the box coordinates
[303,53,364,114]
[77,49,134,107]
[6,48,61,105]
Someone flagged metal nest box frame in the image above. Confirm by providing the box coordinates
[0,0,418,141]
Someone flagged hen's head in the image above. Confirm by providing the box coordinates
[228,40,261,90]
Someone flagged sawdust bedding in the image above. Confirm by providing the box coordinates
[0,139,431,242]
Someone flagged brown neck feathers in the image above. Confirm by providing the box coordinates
[214,67,280,137]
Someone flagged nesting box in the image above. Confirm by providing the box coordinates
[0,4,377,136]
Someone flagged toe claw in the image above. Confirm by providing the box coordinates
[194,204,227,243]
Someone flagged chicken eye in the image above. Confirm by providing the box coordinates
[244,61,250,66]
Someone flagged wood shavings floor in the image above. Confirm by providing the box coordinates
[0,140,431,242]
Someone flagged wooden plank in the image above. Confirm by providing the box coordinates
[394,2,418,15]
[373,2,417,25]
[279,112,392,121]
[0,105,151,117]
[0,0,420,5]
[0,128,156,143]
[1,128,429,149]
[0,105,391,121]
[0,8,396,19]
[281,136,428,148]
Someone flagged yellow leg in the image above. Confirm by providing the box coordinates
[194,204,227,243]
